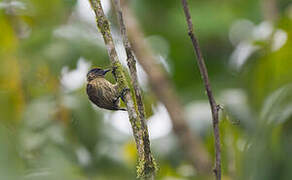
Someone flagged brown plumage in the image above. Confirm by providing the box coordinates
[86,68,126,111]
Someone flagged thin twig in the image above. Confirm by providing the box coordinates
[120,0,212,174]
[88,0,156,178]
[112,0,156,179]
[180,0,221,179]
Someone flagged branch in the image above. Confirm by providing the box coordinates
[112,0,146,131]
[180,0,221,180]
[112,0,156,179]
[120,0,212,174]
[88,0,156,178]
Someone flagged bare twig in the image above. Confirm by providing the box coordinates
[88,0,156,178]
[180,0,221,179]
[112,0,156,179]
[121,0,212,174]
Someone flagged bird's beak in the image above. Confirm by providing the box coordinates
[103,69,111,75]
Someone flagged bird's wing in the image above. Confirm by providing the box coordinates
[86,83,101,104]
[86,83,95,96]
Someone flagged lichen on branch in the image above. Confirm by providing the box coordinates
[88,0,157,178]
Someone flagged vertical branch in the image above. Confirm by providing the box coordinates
[112,0,156,179]
[88,0,156,179]
[180,0,221,180]
[121,0,212,174]
[112,0,146,134]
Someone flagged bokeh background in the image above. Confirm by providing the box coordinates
[0,0,292,179]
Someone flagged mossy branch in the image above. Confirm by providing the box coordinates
[88,0,156,178]
[112,0,157,179]
[112,0,146,134]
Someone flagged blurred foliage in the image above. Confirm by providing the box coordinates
[0,0,292,179]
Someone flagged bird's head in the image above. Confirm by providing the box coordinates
[87,68,110,81]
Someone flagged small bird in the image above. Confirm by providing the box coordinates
[86,67,127,111]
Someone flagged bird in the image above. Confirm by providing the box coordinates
[86,67,127,111]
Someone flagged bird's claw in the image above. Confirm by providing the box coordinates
[112,66,118,81]
[120,88,130,102]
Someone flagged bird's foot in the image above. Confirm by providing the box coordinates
[112,66,118,81]
[120,88,130,102]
